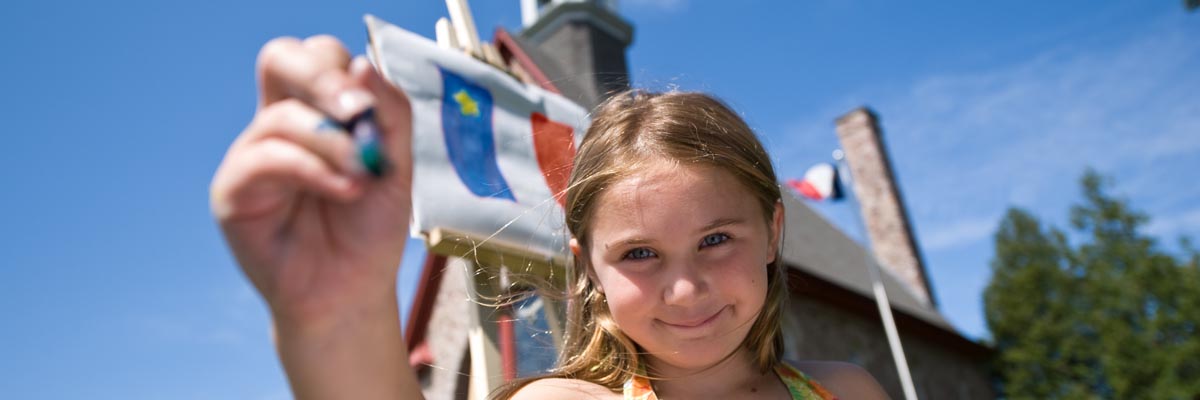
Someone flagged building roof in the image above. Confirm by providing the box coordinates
[780,193,955,331]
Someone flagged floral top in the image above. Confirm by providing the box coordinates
[623,363,838,400]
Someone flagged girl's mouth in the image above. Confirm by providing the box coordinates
[660,306,727,329]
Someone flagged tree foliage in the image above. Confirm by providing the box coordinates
[984,170,1200,399]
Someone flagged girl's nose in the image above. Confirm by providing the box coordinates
[662,261,709,306]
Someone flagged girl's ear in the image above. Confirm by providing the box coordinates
[571,238,604,294]
[768,201,784,264]
[569,237,582,257]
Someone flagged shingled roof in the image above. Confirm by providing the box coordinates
[780,193,954,331]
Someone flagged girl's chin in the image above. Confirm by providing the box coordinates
[644,345,745,372]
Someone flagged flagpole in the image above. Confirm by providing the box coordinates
[833,149,920,400]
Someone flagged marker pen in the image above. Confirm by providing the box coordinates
[321,108,388,177]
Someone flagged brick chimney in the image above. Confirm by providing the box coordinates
[835,108,936,306]
[519,0,633,109]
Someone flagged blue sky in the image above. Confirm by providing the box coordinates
[1,0,1196,398]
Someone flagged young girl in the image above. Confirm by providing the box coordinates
[211,36,889,400]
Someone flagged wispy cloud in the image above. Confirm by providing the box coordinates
[787,16,1200,251]
[921,217,998,252]
[1146,206,1200,240]
[133,281,268,347]
[135,314,250,346]
[624,0,688,12]
[771,16,1200,338]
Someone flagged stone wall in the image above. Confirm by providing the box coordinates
[783,294,994,399]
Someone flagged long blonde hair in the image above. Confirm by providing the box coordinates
[494,90,786,398]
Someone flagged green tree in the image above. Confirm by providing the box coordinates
[984,170,1200,399]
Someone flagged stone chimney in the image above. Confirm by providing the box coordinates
[519,0,633,109]
[835,108,936,306]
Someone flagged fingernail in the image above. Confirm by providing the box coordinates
[350,56,372,76]
[334,88,374,119]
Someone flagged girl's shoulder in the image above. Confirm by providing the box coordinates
[787,361,891,400]
[507,377,621,400]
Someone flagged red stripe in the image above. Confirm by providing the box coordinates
[786,178,825,201]
[531,112,576,208]
[799,181,824,201]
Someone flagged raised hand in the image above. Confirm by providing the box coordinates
[210,35,421,399]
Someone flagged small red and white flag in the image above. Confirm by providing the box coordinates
[787,163,843,201]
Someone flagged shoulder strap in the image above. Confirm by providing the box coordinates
[776,363,839,400]
[623,374,658,400]
[623,364,839,400]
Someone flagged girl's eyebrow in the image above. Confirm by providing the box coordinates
[697,217,744,233]
[604,218,746,250]
[606,237,652,250]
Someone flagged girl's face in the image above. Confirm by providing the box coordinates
[577,160,781,371]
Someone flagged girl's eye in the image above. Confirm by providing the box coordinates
[623,247,657,260]
[700,233,730,248]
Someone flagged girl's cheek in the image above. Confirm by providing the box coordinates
[604,288,649,327]
[705,245,757,272]
[595,268,646,303]
[707,249,769,291]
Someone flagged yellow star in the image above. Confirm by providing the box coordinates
[453,89,480,117]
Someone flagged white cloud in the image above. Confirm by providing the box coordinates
[870,17,1200,239]
[888,19,1200,338]
[623,0,687,12]
[135,314,249,346]
[921,217,997,252]
[771,15,1200,338]
[133,281,268,347]
[1146,207,1200,239]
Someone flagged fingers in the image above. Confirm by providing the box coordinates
[212,99,366,221]
[250,35,408,184]
[257,37,313,107]
[245,99,367,177]
[302,35,351,72]
[214,136,361,223]
[257,36,368,121]
[247,137,360,200]
[212,136,359,220]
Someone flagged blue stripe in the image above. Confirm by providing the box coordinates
[439,68,516,201]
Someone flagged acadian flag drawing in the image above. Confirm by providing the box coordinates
[365,15,589,260]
